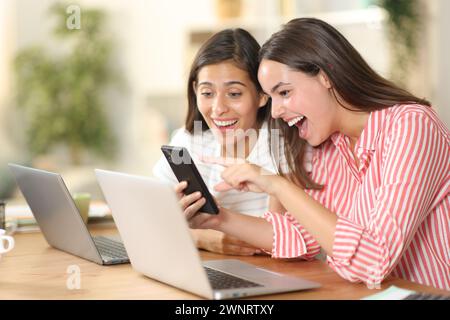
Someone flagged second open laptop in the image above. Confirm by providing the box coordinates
[95,168,320,299]
[8,163,129,265]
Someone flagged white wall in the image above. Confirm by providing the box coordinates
[417,0,450,128]
[436,0,450,127]
[0,0,17,159]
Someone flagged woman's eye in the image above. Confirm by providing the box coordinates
[228,92,242,98]
[279,90,290,97]
[200,92,213,97]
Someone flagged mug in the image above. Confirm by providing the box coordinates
[73,192,91,224]
[0,200,5,230]
[0,229,14,256]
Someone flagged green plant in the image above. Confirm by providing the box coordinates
[378,0,422,86]
[14,3,117,165]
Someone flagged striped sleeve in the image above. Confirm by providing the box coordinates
[263,212,321,260]
[327,110,450,286]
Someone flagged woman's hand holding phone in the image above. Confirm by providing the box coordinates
[175,181,207,218]
[175,181,261,256]
[174,181,223,231]
[175,180,224,232]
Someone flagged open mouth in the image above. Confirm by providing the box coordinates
[213,119,239,128]
[287,116,305,127]
[286,115,308,139]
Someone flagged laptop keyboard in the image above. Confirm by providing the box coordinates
[402,293,450,300]
[93,236,129,261]
[204,266,263,290]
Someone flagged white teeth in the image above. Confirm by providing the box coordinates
[287,116,304,127]
[213,119,238,127]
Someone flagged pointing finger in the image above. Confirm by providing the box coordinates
[214,181,234,192]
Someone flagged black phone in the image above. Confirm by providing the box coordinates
[161,145,219,215]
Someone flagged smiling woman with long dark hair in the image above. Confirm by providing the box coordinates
[153,28,286,257]
[185,18,450,290]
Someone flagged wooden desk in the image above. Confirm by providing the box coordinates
[0,226,447,300]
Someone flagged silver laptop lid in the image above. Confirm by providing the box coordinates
[8,163,102,264]
[95,169,213,299]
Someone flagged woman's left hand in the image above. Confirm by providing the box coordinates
[202,156,282,195]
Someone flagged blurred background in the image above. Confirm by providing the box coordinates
[0,0,449,202]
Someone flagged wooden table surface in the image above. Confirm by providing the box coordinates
[0,225,448,300]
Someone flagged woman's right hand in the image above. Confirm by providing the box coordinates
[175,180,223,230]
[174,181,206,217]
[174,181,261,256]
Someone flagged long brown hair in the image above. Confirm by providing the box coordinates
[260,18,431,189]
[185,28,269,133]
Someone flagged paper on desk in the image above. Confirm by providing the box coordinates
[362,285,416,300]
[88,203,111,217]
[6,203,110,219]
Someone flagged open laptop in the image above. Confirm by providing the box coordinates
[8,163,129,265]
[95,168,320,299]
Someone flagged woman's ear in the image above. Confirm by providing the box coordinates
[258,93,269,108]
[318,70,332,89]
[192,81,197,94]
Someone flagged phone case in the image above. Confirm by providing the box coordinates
[161,146,219,214]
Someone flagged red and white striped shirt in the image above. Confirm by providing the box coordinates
[264,104,450,290]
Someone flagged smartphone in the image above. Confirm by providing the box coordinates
[161,145,219,214]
